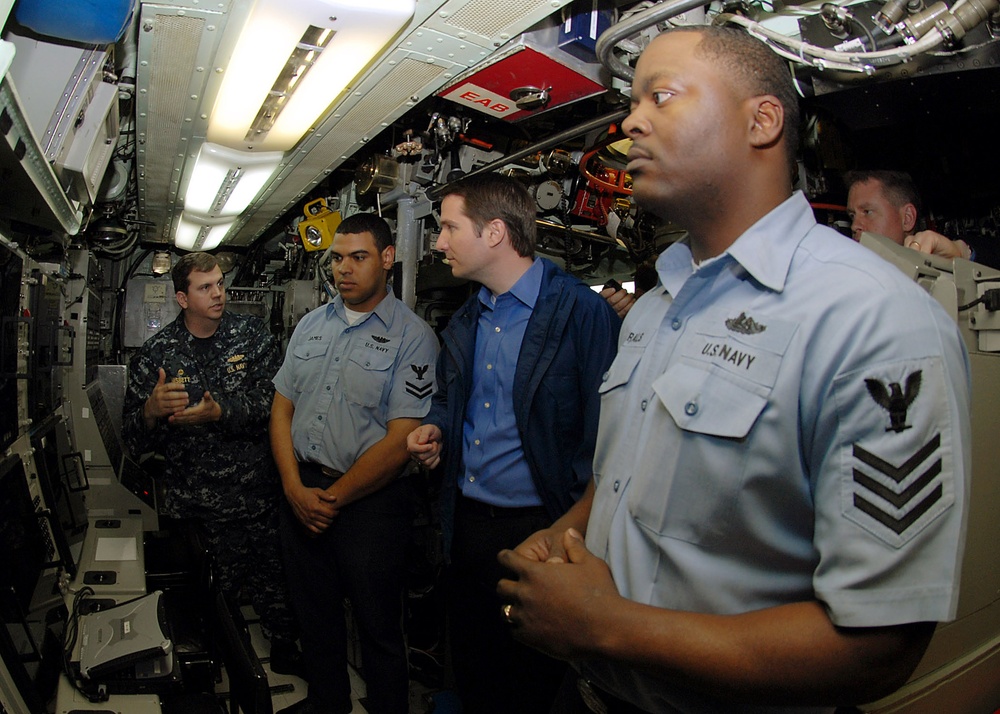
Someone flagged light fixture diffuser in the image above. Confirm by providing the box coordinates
[175,213,235,252]
[207,0,416,152]
[184,143,283,218]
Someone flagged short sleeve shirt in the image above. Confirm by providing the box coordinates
[582,192,972,714]
[273,290,438,472]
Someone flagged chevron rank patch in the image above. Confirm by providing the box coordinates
[405,363,433,399]
[834,357,956,548]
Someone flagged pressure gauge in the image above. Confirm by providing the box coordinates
[534,180,564,212]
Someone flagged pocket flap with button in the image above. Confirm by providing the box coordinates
[291,340,330,393]
[654,362,767,439]
[347,347,396,373]
[345,346,398,407]
[598,348,643,395]
[293,341,329,360]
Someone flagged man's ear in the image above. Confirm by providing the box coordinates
[483,218,506,249]
[175,291,188,310]
[748,95,784,148]
[901,203,918,233]
[381,245,396,270]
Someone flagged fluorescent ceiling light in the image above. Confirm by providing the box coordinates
[207,0,415,152]
[184,143,283,217]
[175,213,235,251]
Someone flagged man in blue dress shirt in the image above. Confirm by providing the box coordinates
[407,173,620,713]
[497,27,971,714]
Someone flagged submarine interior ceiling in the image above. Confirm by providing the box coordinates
[1,3,1000,713]
[2,0,999,262]
[131,0,553,249]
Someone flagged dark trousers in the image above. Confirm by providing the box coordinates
[550,670,653,714]
[448,495,568,714]
[199,505,297,643]
[279,465,414,714]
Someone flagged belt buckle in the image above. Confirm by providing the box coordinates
[576,678,609,714]
[321,465,342,480]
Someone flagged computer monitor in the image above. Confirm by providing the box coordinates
[84,380,124,474]
[0,244,25,452]
[84,377,156,511]
[213,591,273,714]
[0,453,48,616]
[30,414,89,578]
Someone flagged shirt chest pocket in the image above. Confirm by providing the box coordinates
[627,318,794,546]
[655,362,769,438]
[345,347,398,408]
[291,341,330,394]
[598,348,643,399]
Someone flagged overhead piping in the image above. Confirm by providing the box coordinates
[595,0,711,82]
[427,108,630,200]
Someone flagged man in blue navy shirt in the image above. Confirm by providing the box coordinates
[497,27,970,714]
[407,173,620,714]
[271,214,438,714]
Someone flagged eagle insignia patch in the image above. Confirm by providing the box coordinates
[406,364,433,398]
[865,370,921,433]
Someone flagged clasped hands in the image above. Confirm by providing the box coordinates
[286,481,339,536]
[407,424,443,470]
[496,526,622,661]
[145,367,221,426]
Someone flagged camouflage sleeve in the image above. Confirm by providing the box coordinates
[122,339,170,457]
[213,318,280,436]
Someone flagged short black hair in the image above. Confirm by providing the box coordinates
[172,252,219,293]
[664,25,801,175]
[440,173,537,258]
[844,170,923,215]
[336,213,394,253]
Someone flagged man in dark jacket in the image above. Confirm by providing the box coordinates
[407,173,620,714]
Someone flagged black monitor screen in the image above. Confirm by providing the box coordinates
[0,244,24,452]
[31,414,88,577]
[0,454,47,615]
[213,591,272,714]
[84,381,124,474]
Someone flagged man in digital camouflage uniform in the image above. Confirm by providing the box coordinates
[123,251,301,675]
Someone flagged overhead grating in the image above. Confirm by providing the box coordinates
[442,0,559,39]
[137,13,207,242]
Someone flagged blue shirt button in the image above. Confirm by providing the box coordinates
[684,401,698,416]
[671,318,682,330]
[613,480,620,492]
[317,415,323,421]
[640,399,648,411]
